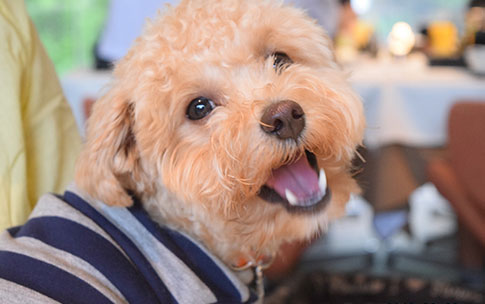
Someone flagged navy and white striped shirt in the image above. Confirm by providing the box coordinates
[0,185,257,303]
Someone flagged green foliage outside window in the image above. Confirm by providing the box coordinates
[25,0,109,75]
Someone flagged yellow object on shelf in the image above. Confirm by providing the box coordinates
[428,21,458,58]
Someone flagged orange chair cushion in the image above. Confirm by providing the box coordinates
[448,102,485,205]
[428,159,485,246]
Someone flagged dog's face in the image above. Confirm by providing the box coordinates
[76,0,364,264]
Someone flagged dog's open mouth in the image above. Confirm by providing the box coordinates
[258,150,331,213]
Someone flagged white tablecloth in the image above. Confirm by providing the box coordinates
[348,55,485,148]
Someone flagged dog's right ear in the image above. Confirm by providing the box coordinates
[75,87,142,207]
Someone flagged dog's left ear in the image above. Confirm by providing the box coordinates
[75,87,148,207]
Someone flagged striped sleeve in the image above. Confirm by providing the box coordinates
[94,203,218,304]
[0,194,161,304]
[128,205,252,303]
[61,191,176,303]
[0,250,114,304]
[0,232,125,303]
[0,278,60,304]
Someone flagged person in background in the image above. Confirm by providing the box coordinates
[464,0,485,46]
[94,0,179,69]
[285,0,341,37]
[0,0,81,230]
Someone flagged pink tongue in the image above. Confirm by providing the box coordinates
[266,155,320,202]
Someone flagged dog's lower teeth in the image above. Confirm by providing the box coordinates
[318,168,327,195]
[285,189,299,206]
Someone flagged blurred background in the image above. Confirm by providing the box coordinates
[26,0,485,302]
[26,0,108,74]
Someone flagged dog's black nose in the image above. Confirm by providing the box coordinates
[261,100,305,140]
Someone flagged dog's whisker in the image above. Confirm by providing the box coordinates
[250,100,272,128]
[351,167,365,177]
[355,149,366,164]
[258,120,273,129]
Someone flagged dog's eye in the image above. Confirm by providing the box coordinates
[272,52,292,71]
[186,97,216,120]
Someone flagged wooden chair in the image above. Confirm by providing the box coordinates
[428,101,485,268]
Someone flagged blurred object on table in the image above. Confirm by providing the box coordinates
[464,44,485,74]
[423,20,466,67]
[335,20,377,62]
[335,0,377,63]
[428,21,459,58]
[387,22,415,57]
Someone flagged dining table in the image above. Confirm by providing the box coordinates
[346,53,485,149]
